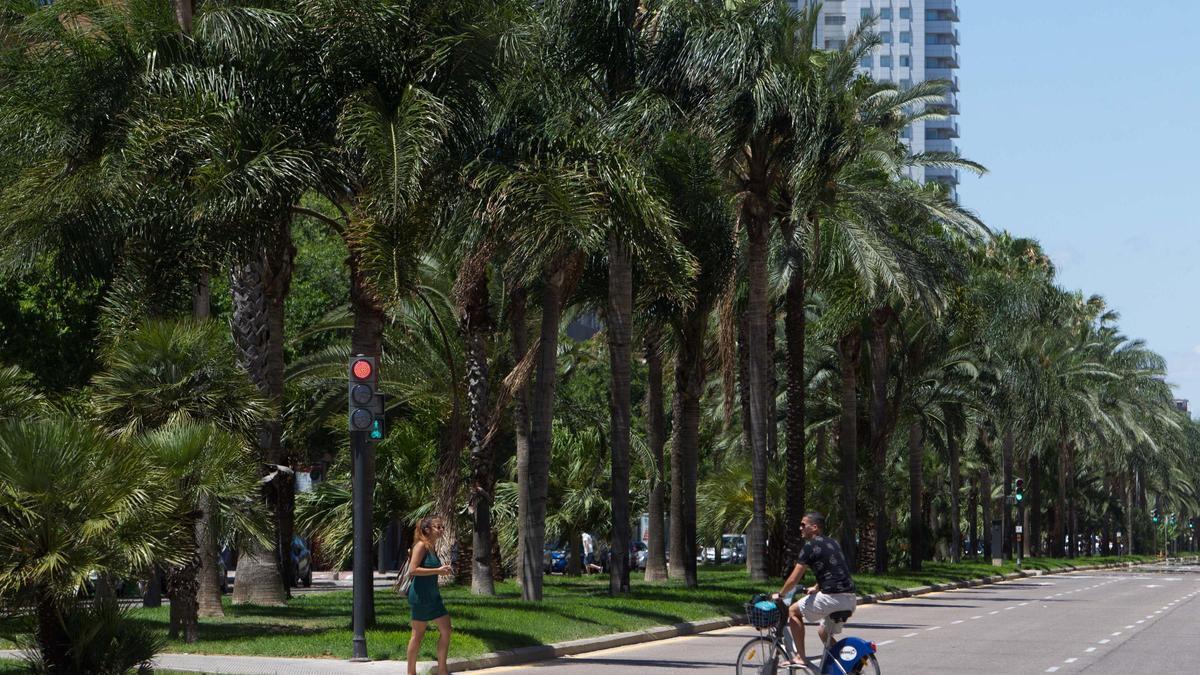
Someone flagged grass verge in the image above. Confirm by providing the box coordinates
[0,555,1157,663]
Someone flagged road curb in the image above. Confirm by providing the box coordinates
[425,560,1150,673]
[419,614,741,674]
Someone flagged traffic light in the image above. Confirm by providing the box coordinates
[1152,508,1160,524]
[348,356,378,433]
[1170,513,1176,525]
[1014,478,1024,503]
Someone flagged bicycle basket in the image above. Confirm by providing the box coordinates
[745,596,779,629]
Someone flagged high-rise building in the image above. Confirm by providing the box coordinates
[791,0,961,199]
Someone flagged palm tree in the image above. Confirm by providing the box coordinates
[133,422,265,643]
[0,366,46,420]
[645,131,735,587]
[0,417,182,670]
[89,318,267,619]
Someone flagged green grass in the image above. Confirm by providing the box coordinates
[0,555,1156,664]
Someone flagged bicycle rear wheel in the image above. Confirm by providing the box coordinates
[857,654,881,674]
[736,636,783,675]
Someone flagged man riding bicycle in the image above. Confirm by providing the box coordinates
[774,511,857,667]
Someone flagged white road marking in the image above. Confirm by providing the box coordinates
[1085,647,1096,653]
[1125,625,1134,629]
[878,640,895,646]
[1145,584,1163,588]
[1046,668,1060,673]
[1146,615,1155,619]
[1020,602,1030,606]
[1004,606,1015,610]
[903,632,918,638]
[1099,639,1110,644]
[1136,620,1145,624]
[989,611,999,615]
[927,626,941,631]
[971,615,982,620]
[951,620,964,624]
[1111,632,1122,636]
[1065,658,1078,663]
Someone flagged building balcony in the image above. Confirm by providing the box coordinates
[925,20,957,35]
[925,44,958,64]
[925,0,960,21]
[924,123,960,140]
[926,69,960,89]
[927,93,959,115]
[924,138,959,155]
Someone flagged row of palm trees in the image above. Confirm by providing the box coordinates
[2,0,1198,659]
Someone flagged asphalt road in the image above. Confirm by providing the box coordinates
[475,568,1200,674]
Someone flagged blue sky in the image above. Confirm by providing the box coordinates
[955,1,1200,411]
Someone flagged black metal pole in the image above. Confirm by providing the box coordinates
[351,428,371,661]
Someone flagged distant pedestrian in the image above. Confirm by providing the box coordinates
[405,516,453,675]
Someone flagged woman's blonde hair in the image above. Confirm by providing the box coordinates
[414,516,442,549]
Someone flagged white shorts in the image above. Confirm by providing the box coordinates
[794,591,857,623]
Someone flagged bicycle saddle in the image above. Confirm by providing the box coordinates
[828,610,853,623]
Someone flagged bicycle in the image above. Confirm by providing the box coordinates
[735,594,879,675]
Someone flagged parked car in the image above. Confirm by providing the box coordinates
[632,541,648,570]
[543,545,568,574]
[291,535,312,587]
[701,534,747,564]
[599,541,648,572]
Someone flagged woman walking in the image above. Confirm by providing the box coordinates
[406,516,453,675]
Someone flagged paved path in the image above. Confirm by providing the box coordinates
[472,569,1200,674]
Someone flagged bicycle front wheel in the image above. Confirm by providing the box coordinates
[857,653,881,674]
[736,636,782,675]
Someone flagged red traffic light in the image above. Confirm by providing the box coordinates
[351,359,373,380]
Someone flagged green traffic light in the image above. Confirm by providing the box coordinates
[370,419,383,440]
[1015,493,1023,502]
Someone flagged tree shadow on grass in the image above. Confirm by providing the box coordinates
[130,617,332,646]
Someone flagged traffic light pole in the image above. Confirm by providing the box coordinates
[1016,501,1024,567]
[351,427,372,661]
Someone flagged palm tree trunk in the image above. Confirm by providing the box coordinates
[1002,431,1014,559]
[670,309,706,587]
[195,495,223,617]
[980,467,992,559]
[1053,438,1068,558]
[172,0,193,33]
[460,271,495,595]
[908,423,923,571]
[1030,454,1042,556]
[165,546,201,643]
[509,288,532,585]
[35,587,69,672]
[836,329,861,570]
[229,232,292,607]
[1066,442,1077,559]
[868,308,890,574]
[644,334,669,582]
[1124,470,1135,555]
[967,476,978,559]
[949,430,962,564]
[744,209,772,583]
[521,268,565,601]
[783,222,807,567]
[606,238,633,595]
[435,407,466,587]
